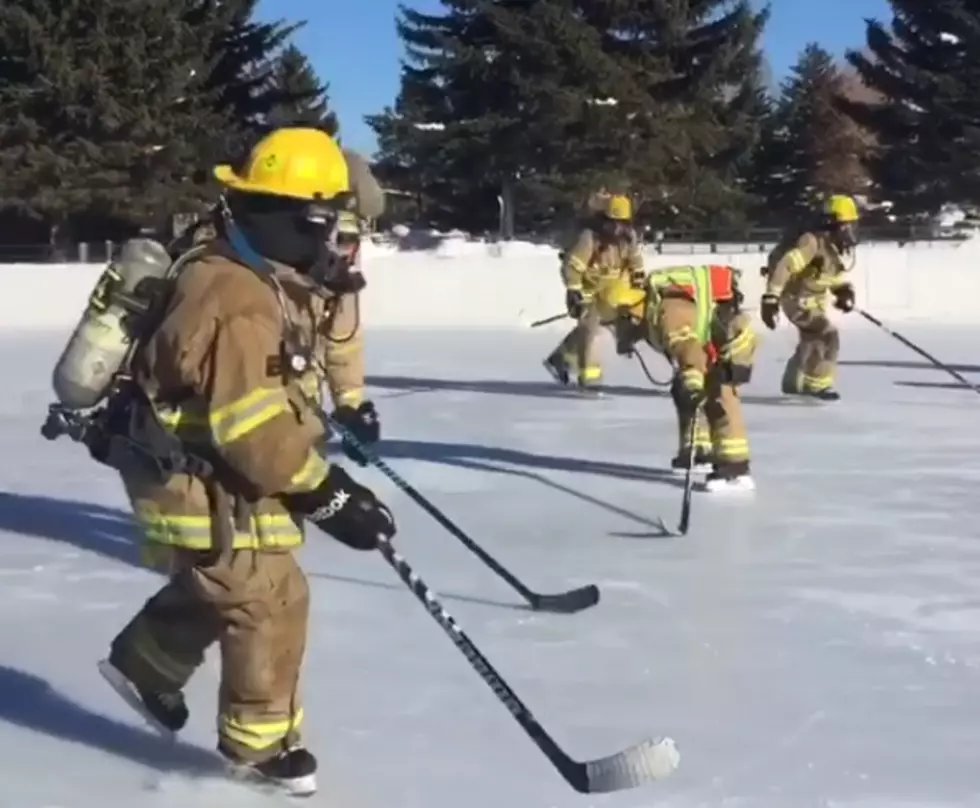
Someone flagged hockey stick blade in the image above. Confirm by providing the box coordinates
[330,418,600,614]
[582,736,680,792]
[377,539,678,792]
[530,583,599,613]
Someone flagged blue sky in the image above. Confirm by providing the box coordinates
[261,0,892,155]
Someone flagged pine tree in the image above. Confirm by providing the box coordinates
[593,0,770,228]
[369,0,769,233]
[755,44,870,224]
[0,0,229,235]
[265,45,338,134]
[200,0,310,165]
[842,2,980,214]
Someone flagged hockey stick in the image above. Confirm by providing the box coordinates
[376,537,679,792]
[654,413,698,537]
[858,308,980,396]
[329,418,599,613]
[529,312,568,328]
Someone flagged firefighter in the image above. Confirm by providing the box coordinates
[760,194,859,400]
[543,193,645,393]
[97,127,393,795]
[610,265,757,491]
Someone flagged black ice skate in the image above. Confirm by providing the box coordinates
[699,460,755,493]
[97,658,188,737]
[222,745,318,797]
[804,387,840,401]
[542,355,571,386]
[670,448,713,474]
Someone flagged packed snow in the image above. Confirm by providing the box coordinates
[2,321,980,806]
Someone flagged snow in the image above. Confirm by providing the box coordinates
[3,319,980,806]
[10,234,980,331]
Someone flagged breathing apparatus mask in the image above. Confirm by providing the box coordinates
[222,189,364,295]
[831,219,858,252]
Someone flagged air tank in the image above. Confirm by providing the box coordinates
[51,238,173,410]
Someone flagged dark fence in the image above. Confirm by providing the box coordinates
[0,223,971,264]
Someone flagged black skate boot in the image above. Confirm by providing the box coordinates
[804,387,840,401]
[700,460,755,493]
[670,447,713,474]
[97,658,188,736]
[542,354,571,386]
[222,745,318,797]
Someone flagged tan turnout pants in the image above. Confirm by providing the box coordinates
[780,298,839,394]
[549,300,608,383]
[110,548,309,763]
[662,300,752,465]
[671,372,749,464]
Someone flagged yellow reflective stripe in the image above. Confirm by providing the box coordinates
[801,372,833,390]
[131,630,195,686]
[681,425,712,448]
[811,273,847,290]
[691,266,711,343]
[289,450,328,491]
[220,708,304,751]
[719,326,755,361]
[648,266,695,292]
[334,387,364,407]
[715,437,749,462]
[136,511,303,550]
[567,255,588,273]
[665,326,696,347]
[786,249,808,272]
[210,387,290,444]
[580,365,601,381]
[680,368,703,389]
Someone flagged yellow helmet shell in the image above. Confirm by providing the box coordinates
[823,194,859,223]
[605,194,632,221]
[213,127,350,202]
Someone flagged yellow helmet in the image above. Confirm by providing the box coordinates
[605,194,632,221]
[213,127,350,202]
[823,194,859,223]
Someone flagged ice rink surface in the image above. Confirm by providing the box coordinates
[1,322,979,807]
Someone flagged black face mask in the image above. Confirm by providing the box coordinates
[227,191,320,271]
[227,192,362,293]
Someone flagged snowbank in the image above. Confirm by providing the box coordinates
[3,237,978,331]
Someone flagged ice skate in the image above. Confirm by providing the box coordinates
[542,354,571,386]
[222,745,318,797]
[670,448,713,474]
[97,658,188,736]
[699,461,755,493]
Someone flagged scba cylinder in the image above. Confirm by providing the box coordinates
[52,239,173,410]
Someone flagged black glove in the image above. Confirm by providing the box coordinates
[331,400,379,466]
[760,294,779,330]
[565,289,584,319]
[286,464,395,551]
[833,284,855,312]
